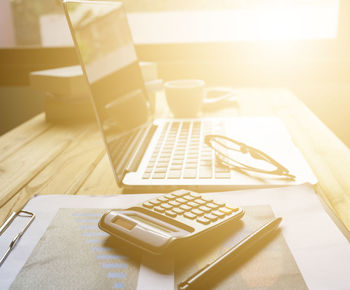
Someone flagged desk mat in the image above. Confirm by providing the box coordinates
[10,206,306,289]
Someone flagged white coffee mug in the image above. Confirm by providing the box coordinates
[164,79,205,118]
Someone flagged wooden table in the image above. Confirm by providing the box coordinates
[1,88,350,234]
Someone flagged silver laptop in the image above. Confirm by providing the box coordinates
[63,0,309,192]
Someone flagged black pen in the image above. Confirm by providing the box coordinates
[178,217,282,290]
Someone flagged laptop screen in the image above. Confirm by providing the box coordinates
[64,0,150,185]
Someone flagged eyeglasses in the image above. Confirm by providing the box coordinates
[204,134,295,180]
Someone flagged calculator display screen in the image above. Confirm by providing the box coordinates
[128,215,174,233]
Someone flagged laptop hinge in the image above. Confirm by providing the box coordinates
[124,123,156,175]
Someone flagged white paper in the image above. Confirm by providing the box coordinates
[1,185,349,289]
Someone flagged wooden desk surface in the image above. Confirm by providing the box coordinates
[1,88,350,233]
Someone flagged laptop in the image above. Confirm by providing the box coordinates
[63,0,316,192]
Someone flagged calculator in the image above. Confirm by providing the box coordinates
[99,189,244,255]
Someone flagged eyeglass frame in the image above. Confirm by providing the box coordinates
[204,134,295,180]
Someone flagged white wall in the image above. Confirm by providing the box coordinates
[0,1,15,46]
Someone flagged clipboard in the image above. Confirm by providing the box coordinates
[0,211,35,266]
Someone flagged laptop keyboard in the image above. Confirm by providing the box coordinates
[142,120,231,180]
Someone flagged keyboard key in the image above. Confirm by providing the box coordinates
[154,168,167,173]
[142,173,151,179]
[204,214,218,222]
[158,157,170,162]
[199,167,212,179]
[172,156,184,160]
[215,164,230,171]
[152,173,166,179]
[156,162,169,168]
[191,209,204,216]
[165,210,177,218]
[215,172,231,179]
[168,171,181,179]
[170,165,182,170]
[197,217,210,225]
[185,164,197,169]
[183,169,197,179]
[184,212,196,220]
[154,206,165,213]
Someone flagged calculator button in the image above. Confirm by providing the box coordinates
[165,210,177,218]
[212,210,225,218]
[143,201,154,209]
[194,199,207,205]
[154,206,165,213]
[157,196,169,203]
[169,200,181,207]
[219,207,233,215]
[165,194,177,200]
[183,195,195,201]
[197,217,210,225]
[172,208,185,215]
[176,198,187,204]
[201,197,213,203]
[184,212,196,220]
[204,214,218,222]
[198,206,211,213]
[187,201,199,208]
[161,203,173,210]
[206,203,219,210]
[214,201,225,207]
[179,204,192,211]
[150,200,162,206]
[173,191,189,197]
[191,209,204,216]
[189,192,201,198]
